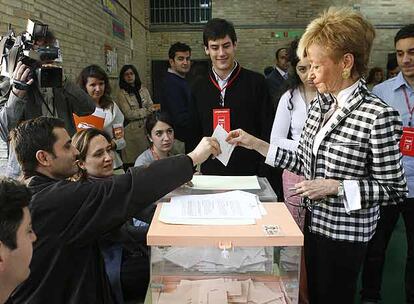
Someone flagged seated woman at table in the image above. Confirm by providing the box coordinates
[72,128,149,303]
[226,7,407,304]
[134,112,175,167]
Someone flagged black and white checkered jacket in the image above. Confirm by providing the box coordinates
[272,80,407,242]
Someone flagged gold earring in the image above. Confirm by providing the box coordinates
[342,69,351,80]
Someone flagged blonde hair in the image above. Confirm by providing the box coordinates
[297,7,375,77]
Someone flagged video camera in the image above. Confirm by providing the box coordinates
[0,19,63,89]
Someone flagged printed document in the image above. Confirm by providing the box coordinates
[159,191,264,225]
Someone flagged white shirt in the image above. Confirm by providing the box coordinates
[212,62,238,105]
[270,88,308,151]
[312,80,360,156]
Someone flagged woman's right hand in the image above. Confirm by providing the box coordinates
[226,129,257,150]
[226,129,270,157]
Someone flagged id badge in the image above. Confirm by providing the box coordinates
[400,127,414,157]
[213,108,230,132]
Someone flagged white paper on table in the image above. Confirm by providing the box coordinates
[157,216,255,225]
[158,191,263,225]
[211,124,235,166]
[162,191,261,218]
[190,175,261,190]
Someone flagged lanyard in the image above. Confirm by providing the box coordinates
[209,65,241,106]
[403,87,414,126]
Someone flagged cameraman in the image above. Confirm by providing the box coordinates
[0,30,96,178]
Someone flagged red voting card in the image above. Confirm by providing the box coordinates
[400,127,414,156]
[213,108,230,132]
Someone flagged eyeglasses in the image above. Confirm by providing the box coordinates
[287,194,322,209]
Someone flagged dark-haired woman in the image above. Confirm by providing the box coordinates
[366,67,384,90]
[271,40,316,229]
[78,64,126,173]
[134,112,175,167]
[271,40,316,304]
[117,65,154,168]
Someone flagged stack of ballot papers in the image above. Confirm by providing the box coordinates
[159,190,266,225]
[156,278,290,304]
[152,247,270,273]
[190,175,261,190]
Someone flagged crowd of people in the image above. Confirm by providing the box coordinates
[0,6,413,304]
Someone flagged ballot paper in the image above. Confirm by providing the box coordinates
[159,191,265,225]
[191,175,261,190]
[153,247,270,273]
[279,247,300,272]
[212,124,236,166]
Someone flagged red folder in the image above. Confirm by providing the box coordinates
[73,108,106,132]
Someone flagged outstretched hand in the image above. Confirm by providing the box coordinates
[187,137,221,166]
[226,129,256,149]
[226,128,270,157]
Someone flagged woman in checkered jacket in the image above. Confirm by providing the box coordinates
[227,7,408,304]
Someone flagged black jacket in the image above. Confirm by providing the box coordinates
[265,68,287,112]
[159,72,192,144]
[190,65,273,176]
[12,155,193,304]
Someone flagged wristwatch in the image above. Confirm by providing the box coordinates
[337,181,344,197]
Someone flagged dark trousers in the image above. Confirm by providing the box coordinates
[361,199,414,303]
[304,213,367,304]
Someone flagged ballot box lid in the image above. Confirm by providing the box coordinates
[147,203,303,247]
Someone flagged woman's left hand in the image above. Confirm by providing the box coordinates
[294,179,340,200]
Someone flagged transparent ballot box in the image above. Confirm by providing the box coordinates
[147,203,303,304]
